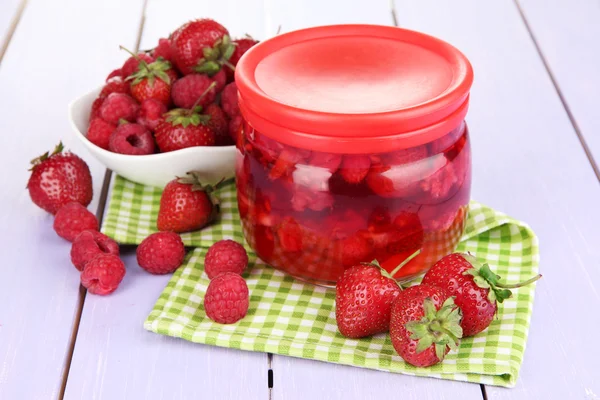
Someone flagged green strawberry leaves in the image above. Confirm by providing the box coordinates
[462,253,541,304]
[406,296,463,361]
[194,35,237,76]
[30,142,64,169]
[127,57,173,87]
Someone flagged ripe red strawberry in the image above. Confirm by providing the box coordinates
[90,97,104,121]
[81,254,126,295]
[204,272,249,324]
[121,52,154,79]
[27,143,93,214]
[226,37,258,81]
[390,284,462,367]
[136,231,186,274]
[157,173,233,233]
[335,263,401,338]
[204,103,231,145]
[171,74,219,109]
[109,123,155,155]
[339,155,371,184]
[99,93,140,125]
[99,77,130,98]
[53,202,98,242]
[105,68,122,81]
[86,117,115,150]
[221,82,239,118]
[204,239,248,279]
[421,253,542,336]
[127,57,178,106]
[136,99,167,131]
[71,230,120,271]
[155,107,215,152]
[170,19,235,75]
[152,38,174,62]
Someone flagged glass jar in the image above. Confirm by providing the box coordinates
[235,25,473,286]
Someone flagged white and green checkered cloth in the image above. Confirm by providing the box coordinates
[102,175,540,388]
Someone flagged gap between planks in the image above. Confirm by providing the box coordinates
[0,0,28,65]
[512,0,600,184]
[57,1,148,397]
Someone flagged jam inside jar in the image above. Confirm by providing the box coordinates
[234,24,474,286]
[236,121,471,286]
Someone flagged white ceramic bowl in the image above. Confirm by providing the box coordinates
[68,87,237,188]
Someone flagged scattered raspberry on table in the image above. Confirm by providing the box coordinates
[204,240,248,279]
[136,231,186,275]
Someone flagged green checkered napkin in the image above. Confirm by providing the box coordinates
[103,175,540,388]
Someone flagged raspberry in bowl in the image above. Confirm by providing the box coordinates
[235,25,473,286]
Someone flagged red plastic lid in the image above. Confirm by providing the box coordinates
[235,25,473,154]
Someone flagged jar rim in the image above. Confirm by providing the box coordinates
[235,24,473,153]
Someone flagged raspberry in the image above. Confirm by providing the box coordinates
[228,115,243,143]
[136,231,186,274]
[121,52,154,79]
[171,74,218,109]
[86,117,115,150]
[99,93,140,125]
[81,254,126,295]
[203,103,230,145]
[53,202,99,242]
[136,99,167,131]
[152,38,173,62]
[226,38,257,81]
[339,155,371,184]
[90,97,104,121]
[204,272,249,324]
[99,77,130,98]
[204,240,248,279]
[108,123,155,155]
[71,230,120,271]
[213,69,227,92]
[221,82,239,118]
[106,68,122,81]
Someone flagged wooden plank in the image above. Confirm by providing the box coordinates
[0,0,21,52]
[0,0,145,398]
[515,0,600,180]
[63,250,269,400]
[64,1,269,398]
[394,0,600,398]
[266,1,481,398]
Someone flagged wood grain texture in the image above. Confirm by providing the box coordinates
[64,1,270,399]
[63,250,269,400]
[0,0,23,61]
[515,0,600,178]
[266,1,479,398]
[394,0,600,398]
[0,0,144,398]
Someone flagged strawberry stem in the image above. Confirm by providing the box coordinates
[188,81,217,113]
[389,249,421,277]
[496,274,542,289]
[119,45,150,74]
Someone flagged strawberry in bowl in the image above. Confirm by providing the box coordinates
[69,18,258,188]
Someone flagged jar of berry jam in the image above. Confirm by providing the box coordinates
[235,25,473,286]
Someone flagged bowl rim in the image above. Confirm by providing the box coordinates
[68,86,237,161]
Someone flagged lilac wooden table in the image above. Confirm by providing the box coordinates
[1,0,598,398]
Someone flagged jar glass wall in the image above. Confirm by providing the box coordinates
[236,121,471,286]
